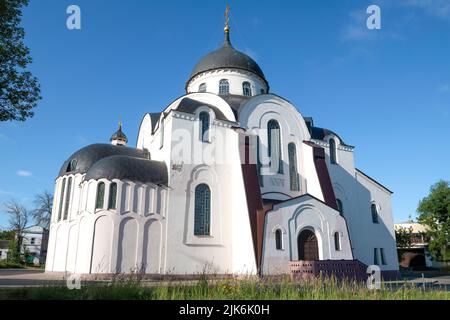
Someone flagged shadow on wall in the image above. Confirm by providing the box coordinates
[327,154,398,276]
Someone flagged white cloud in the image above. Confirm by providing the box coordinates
[401,0,450,19]
[17,170,32,177]
[341,10,379,42]
[438,83,450,92]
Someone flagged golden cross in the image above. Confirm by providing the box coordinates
[224,4,230,32]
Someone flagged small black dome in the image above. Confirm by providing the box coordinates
[187,32,267,86]
[110,123,128,143]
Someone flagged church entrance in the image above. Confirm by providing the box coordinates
[298,229,319,261]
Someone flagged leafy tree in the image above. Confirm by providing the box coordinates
[0,229,15,240]
[7,237,20,263]
[417,180,450,262]
[32,191,52,229]
[395,226,413,248]
[0,0,41,122]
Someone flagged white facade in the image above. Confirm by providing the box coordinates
[22,225,48,265]
[45,24,399,277]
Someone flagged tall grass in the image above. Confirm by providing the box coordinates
[0,275,448,300]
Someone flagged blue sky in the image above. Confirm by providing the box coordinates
[1,0,449,228]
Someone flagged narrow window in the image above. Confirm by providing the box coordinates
[159,119,164,148]
[219,79,229,95]
[194,184,211,236]
[336,199,344,216]
[63,177,72,220]
[329,138,337,164]
[199,83,206,93]
[380,248,387,265]
[267,120,283,174]
[275,229,283,250]
[57,178,66,221]
[31,238,36,245]
[96,182,105,210]
[371,203,379,224]
[199,112,210,142]
[242,82,252,96]
[374,248,379,265]
[260,89,265,94]
[288,143,300,191]
[108,182,117,210]
[257,136,264,187]
[334,232,341,251]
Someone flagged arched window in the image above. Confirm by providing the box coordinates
[288,143,299,191]
[242,82,252,96]
[199,83,206,92]
[329,138,337,164]
[194,184,211,236]
[108,182,117,210]
[336,199,344,216]
[267,120,283,174]
[57,178,66,221]
[219,79,229,95]
[275,229,283,250]
[199,111,210,142]
[96,182,105,210]
[334,232,341,251]
[371,203,379,223]
[63,177,72,220]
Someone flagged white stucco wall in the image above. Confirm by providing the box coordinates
[261,195,353,275]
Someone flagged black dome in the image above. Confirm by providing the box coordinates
[85,155,168,186]
[188,33,267,86]
[58,144,147,177]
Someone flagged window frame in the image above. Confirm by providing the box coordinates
[371,203,379,224]
[219,79,229,95]
[275,229,283,250]
[108,182,118,210]
[334,232,341,251]
[267,120,283,174]
[199,83,207,92]
[194,184,211,236]
[199,111,210,142]
[242,81,252,96]
[288,142,300,191]
[95,182,106,210]
[329,138,337,164]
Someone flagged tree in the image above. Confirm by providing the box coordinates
[417,180,450,262]
[2,199,31,254]
[32,191,53,229]
[395,226,413,249]
[0,0,41,122]
[0,229,15,240]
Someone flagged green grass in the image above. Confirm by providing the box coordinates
[0,276,448,300]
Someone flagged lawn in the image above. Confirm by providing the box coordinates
[0,275,448,300]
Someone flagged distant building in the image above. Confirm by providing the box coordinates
[395,221,432,269]
[21,226,49,265]
[0,240,9,261]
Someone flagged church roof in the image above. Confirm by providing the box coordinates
[187,32,267,88]
[58,144,168,186]
[176,97,228,121]
[58,144,147,177]
[84,155,168,186]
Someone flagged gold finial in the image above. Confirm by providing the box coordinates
[224,4,230,33]
[118,117,122,130]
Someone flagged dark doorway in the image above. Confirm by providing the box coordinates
[298,229,319,261]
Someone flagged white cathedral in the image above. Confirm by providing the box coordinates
[45,12,399,279]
